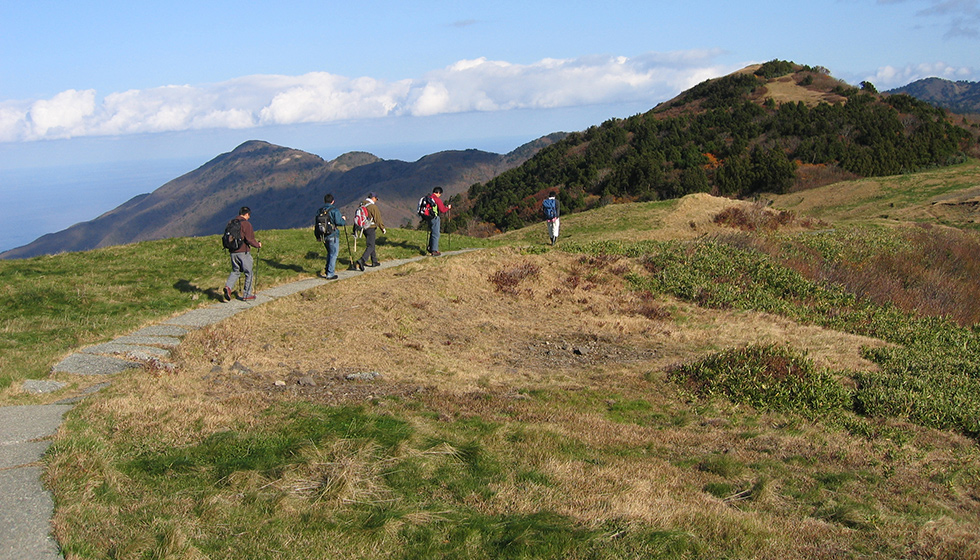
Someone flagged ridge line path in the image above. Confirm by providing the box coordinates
[1,250,472,560]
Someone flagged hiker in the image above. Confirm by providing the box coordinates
[354,192,386,271]
[420,186,452,256]
[543,191,560,245]
[223,206,262,301]
[316,194,346,280]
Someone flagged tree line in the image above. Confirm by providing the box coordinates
[457,61,974,233]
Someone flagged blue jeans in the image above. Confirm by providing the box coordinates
[226,251,254,296]
[428,215,441,253]
[324,234,339,276]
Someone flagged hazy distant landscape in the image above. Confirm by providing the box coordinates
[0,157,197,253]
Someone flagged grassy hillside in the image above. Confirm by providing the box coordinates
[13,161,980,558]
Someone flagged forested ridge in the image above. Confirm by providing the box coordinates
[459,60,976,233]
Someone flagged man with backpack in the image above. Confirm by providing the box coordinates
[418,186,451,256]
[354,192,385,271]
[314,194,346,280]
[542,191,560,245]
[223,206,262,301]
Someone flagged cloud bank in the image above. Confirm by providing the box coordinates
[868,61,974,87]
[0,51,730,143]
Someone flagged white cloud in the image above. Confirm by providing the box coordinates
[27,89,97,139]
[868,61,974,88]
[0,51,736,143]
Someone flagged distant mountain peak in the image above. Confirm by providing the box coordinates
[326,151,382,172]
[887,77,980,114]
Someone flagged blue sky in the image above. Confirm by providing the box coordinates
[0,0,978,169]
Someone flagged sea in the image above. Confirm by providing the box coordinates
[0,157,200,255]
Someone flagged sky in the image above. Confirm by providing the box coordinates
[0,0,978,250]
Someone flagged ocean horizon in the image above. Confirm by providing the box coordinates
[0,157,200,255]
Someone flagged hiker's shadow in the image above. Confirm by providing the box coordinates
[259,257,303,273]
[380,239,430,254]
[174,279,223,301]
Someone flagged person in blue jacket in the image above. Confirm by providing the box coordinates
[318,194,346,279]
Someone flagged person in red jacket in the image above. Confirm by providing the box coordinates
[425,187,452,256]
[223,206,262,301]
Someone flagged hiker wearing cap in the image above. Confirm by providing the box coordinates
[316,194,346,280]
[354,192,386,271]
[223,206,262,301]
[424,187,452,256]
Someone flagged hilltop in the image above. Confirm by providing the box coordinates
[461,60,978,234]
[6,62,980,557]
[9,60,979,261]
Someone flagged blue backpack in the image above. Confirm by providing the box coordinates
[542,198,558,220]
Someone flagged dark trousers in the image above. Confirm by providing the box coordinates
[358,227,378,265]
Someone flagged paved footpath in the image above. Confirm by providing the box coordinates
[0,251,469,560]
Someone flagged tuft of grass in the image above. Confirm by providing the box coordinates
[668,344,852,416]
[488,261,541,295]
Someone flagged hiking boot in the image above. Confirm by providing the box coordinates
[368,262,381,267]
[326,275,338,280]
[430,251,442,256]
[241,295,256,301]
[223,286,232,301]
[356,260,365,271]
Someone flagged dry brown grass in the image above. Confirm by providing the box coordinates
[771,158,980,226]
[173,247,882,397]
[53,243,980,558]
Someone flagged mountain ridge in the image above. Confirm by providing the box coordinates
[887,77,980,114]
[461,61,978,233]
[1,135,565,259]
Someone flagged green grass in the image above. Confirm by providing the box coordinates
[495,198,679,246]
[0,227,495,400]
[773,158,980,226]
[51,395,728,559]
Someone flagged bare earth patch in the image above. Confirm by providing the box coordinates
[177,247,882,405]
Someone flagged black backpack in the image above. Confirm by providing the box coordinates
[314,207,334,241]
[417,195,436,220]
[222,218,243,251]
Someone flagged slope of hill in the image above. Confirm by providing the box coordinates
[1,135,565,259]
[28,162,980,558]
[888,77,980,114]
[463,60,978,233]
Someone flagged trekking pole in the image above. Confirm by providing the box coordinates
[343,225,356,270]
[252,247,259,295]
[426,221,433,255]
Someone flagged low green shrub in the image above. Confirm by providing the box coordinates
[668,344,852,416]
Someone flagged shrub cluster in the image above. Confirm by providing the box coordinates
[669,344,852,416]
[576,232,980,440]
